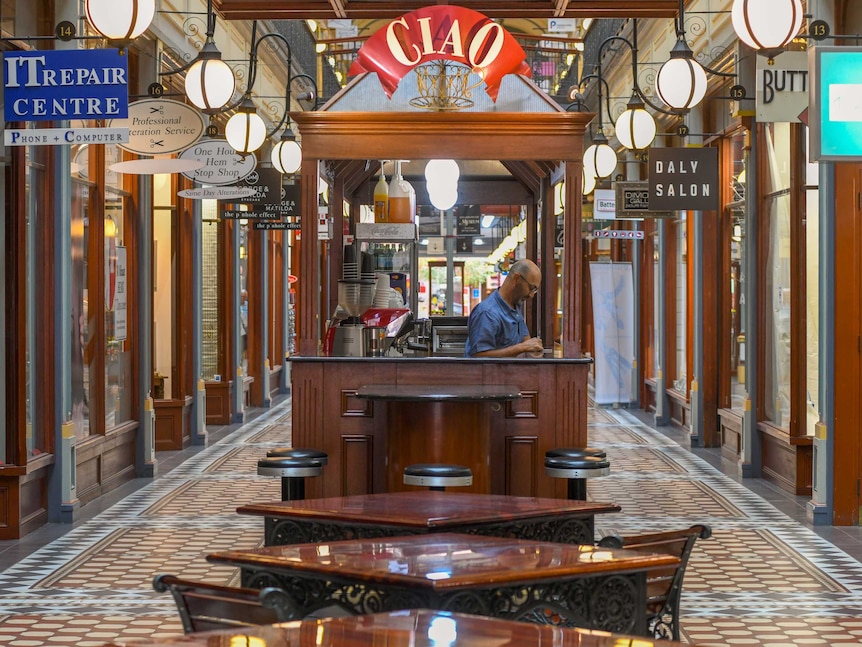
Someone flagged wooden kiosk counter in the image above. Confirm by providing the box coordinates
[289,80,595,501]
[291,356,592,499]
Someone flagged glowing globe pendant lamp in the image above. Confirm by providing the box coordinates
[656,37,708,111]
[225,98,267,156]
[85,0,155,41]
[615,93,657,151]
[731,0,803,50]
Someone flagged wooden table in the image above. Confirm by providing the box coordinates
[238,490,621,546]
[100,608,703,647]
[207,532,679,636]
[355,383,522,492]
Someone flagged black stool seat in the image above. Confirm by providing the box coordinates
[257,456,323,477]
[258,456,324,502]
[545,447,607,460]
[544,454,610,501]
[544,455,610,478]
[403,464,473,491]
[265,447,329,465]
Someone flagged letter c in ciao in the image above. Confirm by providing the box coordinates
[386,18,422,66]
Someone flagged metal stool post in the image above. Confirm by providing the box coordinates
[544,453,610,501]
[257,456,324,501]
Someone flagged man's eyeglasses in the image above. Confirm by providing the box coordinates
[518,273,539,295]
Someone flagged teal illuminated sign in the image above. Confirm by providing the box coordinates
[811,47,862,161]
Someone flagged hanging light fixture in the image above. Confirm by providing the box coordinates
[430,188,458,211]
[583,131,617,179]
[614,93,657,151]
[731,0,803,50]
[184,0,235,112]
[656,37,708,111]
[583,170,597,196]
[270,128,303,174]
[222,21,319,160]
[85,0,155,41]
[225,97,267,156]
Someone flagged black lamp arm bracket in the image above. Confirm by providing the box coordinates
[577,73,613,130]
[158,0,220,78]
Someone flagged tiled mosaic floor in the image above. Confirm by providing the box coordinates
[2,402,862,645]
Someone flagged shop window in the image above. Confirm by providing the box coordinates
[727,132,747,412]
[153,174,175,399]
[804,129,820,436]
[762,123,792,427]
[201,203,220,380]
[24,142,49,458]
[239,221,249,376]
[104,148,132,429]
[673,216,687,394]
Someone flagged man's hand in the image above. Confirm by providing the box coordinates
[521,337,544,356]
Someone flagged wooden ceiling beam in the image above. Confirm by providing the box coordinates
[215,0,679,21]
[501,160,541,195]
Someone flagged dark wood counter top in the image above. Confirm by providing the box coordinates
[239,491,620,526]
[101,609,702,647]
[290,355,594,364]
[209,532,679,589]
[355,384,521,401]
[238,491,621,545]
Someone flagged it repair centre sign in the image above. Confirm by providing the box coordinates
[4,48,128,121]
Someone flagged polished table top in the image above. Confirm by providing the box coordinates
[207,532,679,590]
[100,609,699,646]
[237,491,621,527]
[355,383,521,401]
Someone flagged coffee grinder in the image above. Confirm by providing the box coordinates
[324,278,376,356]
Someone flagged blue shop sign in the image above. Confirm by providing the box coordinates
[4,48,128,122]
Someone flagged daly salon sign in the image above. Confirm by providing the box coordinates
[4,48,128,121]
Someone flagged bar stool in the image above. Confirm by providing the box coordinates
[545,447,607,460]
[258,456,324,502]
[403,464,473,491]
[544,454,610,501]
[265,447,329,466]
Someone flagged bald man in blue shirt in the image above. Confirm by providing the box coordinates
[465,259,544,358]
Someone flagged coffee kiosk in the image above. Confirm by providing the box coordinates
[290,9,594,499]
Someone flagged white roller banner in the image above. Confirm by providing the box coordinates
[589,262,634,405]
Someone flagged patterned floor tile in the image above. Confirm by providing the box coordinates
[592,477,746,518]
[143,479,282,516]
[604,446,688,473]
[682,616,862,646]
[589,407,620,422]
[589,425,648,445]
[246,424,293,444]
[685,528,847,594]
[0,614,184,647]
[205,446,270,474]
[36,528,262,589]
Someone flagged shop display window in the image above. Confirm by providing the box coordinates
[804,130,820,436]
[201,203,220,381]
[673,216,688,394]
[762,122,792,427]
[104,147,132,429]
[24,142,50,458]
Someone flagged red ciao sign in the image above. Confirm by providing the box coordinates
[349,5,531,102]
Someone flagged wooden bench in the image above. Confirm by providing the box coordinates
[598,524,711,641]
[153,574,296,633]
